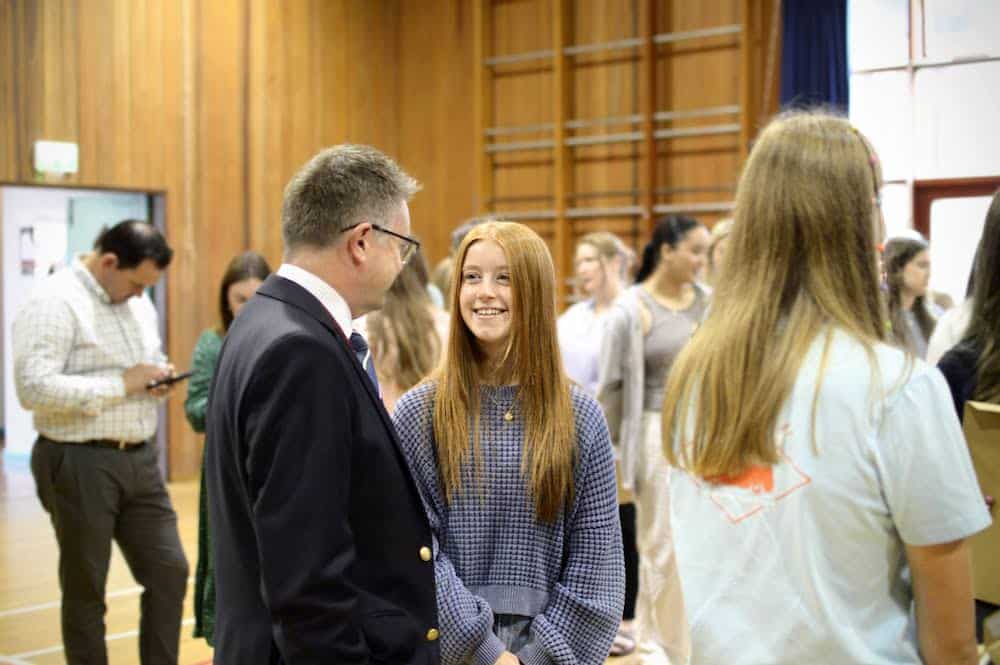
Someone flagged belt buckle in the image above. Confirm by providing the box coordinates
[117,440,128,450]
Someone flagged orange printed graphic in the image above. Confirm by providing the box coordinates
[710,465,775,494]
[690,424,812,524]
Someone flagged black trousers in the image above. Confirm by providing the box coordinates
[620,502,639,620]
[31,437,189,665]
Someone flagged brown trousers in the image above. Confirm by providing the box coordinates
[31,437,189,665]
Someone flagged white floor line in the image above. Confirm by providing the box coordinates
[8,617,195,660]
[0,578,193,619]
[0,656,34,665]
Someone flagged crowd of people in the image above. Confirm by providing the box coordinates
[11,108,1000,665]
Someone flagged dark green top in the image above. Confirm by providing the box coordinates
[185,328,223,644]
[185,329,223,433]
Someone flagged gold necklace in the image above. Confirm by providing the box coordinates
[486,386,517,423]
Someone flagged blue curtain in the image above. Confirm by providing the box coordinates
[780,0,848,110]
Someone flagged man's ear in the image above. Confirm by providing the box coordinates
[98,252,119,271]
[344,223,373,265]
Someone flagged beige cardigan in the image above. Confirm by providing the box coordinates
[596,284,708,493]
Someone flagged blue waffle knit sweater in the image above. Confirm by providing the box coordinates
[393,382,624,665]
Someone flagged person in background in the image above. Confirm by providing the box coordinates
[927,251,976,365]
[366,248,448,413]
[662,110,988,665]
[394,221,624,665]
[938,188,1000,640]
[184,250,272,646]
[938,191,1000,419]
[558,232,627,395]
[705,218,733,287]
[884,235,939,358]
[597,214,710,663]
[13,220,188,665]
[555,231,635,657]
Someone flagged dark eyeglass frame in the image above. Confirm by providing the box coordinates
[341,223,421,265]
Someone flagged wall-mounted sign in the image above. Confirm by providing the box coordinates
[33,140,79,174]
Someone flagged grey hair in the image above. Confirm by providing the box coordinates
[281,144,421,251]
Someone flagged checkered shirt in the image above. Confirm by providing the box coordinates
[12,258,166,443]
[393,382,624,665]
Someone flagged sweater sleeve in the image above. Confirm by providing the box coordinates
[392,387,507,665]
[517,395,625,665]
[184,330,222,433]
[596,306,630,446]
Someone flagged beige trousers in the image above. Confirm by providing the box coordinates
[633,411,690,665]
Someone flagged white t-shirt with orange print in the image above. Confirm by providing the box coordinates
[668,329,991,665]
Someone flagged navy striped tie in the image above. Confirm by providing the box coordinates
[349,331,380,395]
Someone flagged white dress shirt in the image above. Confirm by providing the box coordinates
[276,263,353,336]
[13,258,167,443]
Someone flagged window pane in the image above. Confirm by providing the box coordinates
[929,196,991,305]
[848,0,909,71]
[924,0,1000,61]
[914,62,1000,179]
[850,72,912,182]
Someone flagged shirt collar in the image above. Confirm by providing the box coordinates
[276,263,353,336]
[71,256,113,305]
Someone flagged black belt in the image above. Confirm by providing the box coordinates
[40,436,147,451]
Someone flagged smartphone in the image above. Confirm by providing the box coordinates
[147,371,193,390]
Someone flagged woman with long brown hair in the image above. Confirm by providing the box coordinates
[660,110,989,664]
[185,250,272,646]
[884,235,939,358]
[938,189,1000,640]
[393,221,623,665]
[365,248,448,413]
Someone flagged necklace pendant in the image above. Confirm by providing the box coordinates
[504,410,514,422]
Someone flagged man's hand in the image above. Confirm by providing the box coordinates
[124,363,172,396]
[493,652,520,665]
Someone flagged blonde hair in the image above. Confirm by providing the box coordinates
[706,219,733,285]
[663,110,886,478]
[366,249,440,392]
[577,231,628,281]
[433,221,576,521]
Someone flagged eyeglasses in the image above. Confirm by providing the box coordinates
[341,223,421,265]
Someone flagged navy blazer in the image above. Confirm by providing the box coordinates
[205,274,439,665]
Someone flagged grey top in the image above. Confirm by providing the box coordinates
[393,382,624,665]
[636,287,707,410]
[596,284,710,491]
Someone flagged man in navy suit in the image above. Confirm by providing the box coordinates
[206,145,438,664]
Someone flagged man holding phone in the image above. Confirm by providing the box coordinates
[13,220,189,665]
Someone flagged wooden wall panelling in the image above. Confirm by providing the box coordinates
[569,5,640,200]
[397,0,477,267]
[639,0,657,254]
[0,1,17,181]
[569,0,643,258]
[739,0,752,162]
[744,0,782,142]
[654,1,741,226]
[167,0,247,479]
[162,0,198,480]
[490,0,555,232]
[552,0,573,297]
[474,0,495,236]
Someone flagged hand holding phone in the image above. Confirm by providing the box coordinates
[147,371,193,390]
